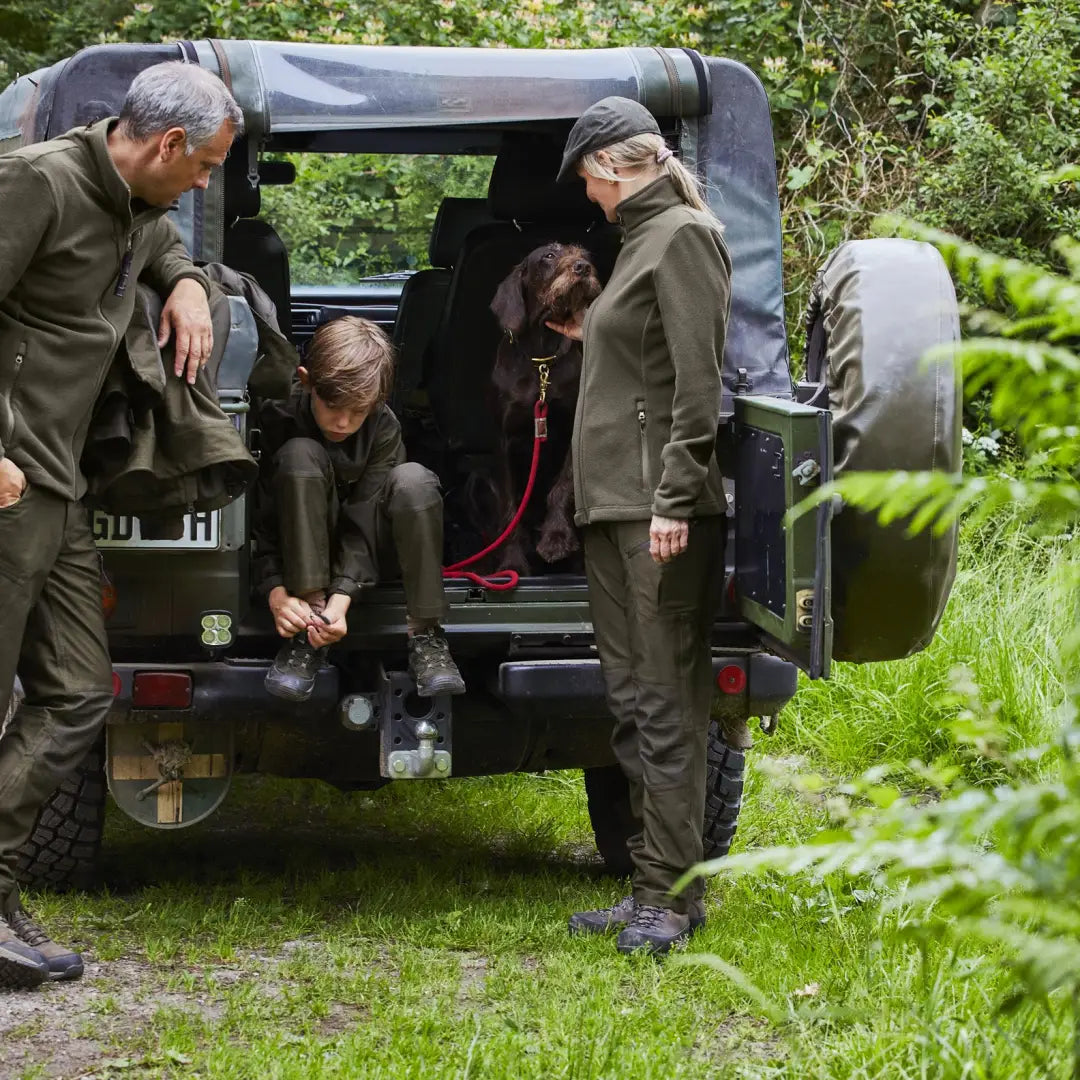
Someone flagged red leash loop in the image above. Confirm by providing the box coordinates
[442,398,549,592]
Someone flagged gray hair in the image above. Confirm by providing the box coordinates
[118,61,243,153]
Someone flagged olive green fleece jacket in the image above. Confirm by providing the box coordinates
[572,175,731,525]
[252,388,407,602]
[0,117,211,501]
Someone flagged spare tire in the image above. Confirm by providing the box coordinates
[804,238,962,662]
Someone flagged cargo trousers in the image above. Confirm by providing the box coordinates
[583,515,725,913]
[273,438,447,620]
[0,487,113,912]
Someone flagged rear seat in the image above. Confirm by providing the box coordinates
[424,137,622,459]
[391,196,493,400]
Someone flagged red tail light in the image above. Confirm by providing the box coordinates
[111,672,122,698]
[716,665,747,695]
[132,672,192,709]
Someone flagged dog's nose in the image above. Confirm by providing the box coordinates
[573,260,590,275]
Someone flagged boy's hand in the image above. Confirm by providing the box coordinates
[307,592,350,648]
[268,586,312,638]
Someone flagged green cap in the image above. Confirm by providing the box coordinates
[557,96,661,183]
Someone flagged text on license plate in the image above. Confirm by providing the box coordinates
[92,510,220,549]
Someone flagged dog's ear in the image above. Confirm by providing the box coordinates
[491,262,528,335]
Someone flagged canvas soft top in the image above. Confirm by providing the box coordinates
[0,41,791,405]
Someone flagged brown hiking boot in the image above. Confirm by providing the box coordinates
[568,895,637,936]
[0,917,49,989]
[408,627,465,697]
[6,907,83,982]
[616,904,699,956]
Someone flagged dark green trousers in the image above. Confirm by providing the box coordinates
[274,438,447,620]
[0,487,113,911]
[583,516,725,913]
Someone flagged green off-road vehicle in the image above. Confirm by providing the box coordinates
[0,41,961,888]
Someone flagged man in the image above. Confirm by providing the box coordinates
[0,61,242,990]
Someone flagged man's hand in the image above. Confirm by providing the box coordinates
[158,278,213,384]
[649,514,689,564]
[0,458,27,509]
[307,593,351,648]
[268,586,313,639]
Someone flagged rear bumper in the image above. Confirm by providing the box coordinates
[494,652,797,720]
[108,649,796,727]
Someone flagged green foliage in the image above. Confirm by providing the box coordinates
[259,153,492,283]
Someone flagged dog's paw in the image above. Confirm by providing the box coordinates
[536,527,580,564]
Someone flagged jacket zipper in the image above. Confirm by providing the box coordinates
[0,342,26,449]
[114,233,134,298]
[636,399,650,489]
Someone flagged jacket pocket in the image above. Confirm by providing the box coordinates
[0,339,27,447]
[636,399,652,491]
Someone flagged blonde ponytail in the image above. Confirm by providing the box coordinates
[579,132,718,223]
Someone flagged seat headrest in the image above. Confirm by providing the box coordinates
[223,151,296,223]
[487,137,604,225]
[428,197,494,267]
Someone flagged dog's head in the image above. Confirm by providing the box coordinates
[490,243,602,338]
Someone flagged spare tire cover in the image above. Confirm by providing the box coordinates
[806,238,961,663]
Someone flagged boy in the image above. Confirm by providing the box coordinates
[254,316,464,702]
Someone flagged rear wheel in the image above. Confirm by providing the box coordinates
[16,739,106,892]
[583,720,746,876]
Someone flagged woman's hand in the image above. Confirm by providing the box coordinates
[307,592,351,647]
[544,313,584,342]
[268,587,312,638]
[649,514,689,564]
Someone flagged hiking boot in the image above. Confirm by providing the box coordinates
[408,627,465,697]
[568,895,637,936]
[0,918,49,989]
[264,632,326,702]
[5,908,83,982]
[616,904,698,956]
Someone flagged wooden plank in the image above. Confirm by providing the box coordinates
[157,780,182,825]
[111,753,226,781]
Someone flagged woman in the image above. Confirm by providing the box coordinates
[547,97,731,955]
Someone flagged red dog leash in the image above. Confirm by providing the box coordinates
[442,358,555,592]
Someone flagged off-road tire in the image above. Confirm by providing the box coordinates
[583,720,745,876]
[15,739,106,892]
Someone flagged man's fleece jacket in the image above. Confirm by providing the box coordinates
[0,116,210,501]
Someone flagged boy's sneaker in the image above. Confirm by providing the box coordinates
[408,627,465,697]
[5,907,83,982]
[568,895,637,936]
[616,905,697,956]
[264,632,326,702]
[0,919,49,989]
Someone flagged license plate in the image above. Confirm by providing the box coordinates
[92,510,220,549]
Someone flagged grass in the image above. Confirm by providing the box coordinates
[7,523,1078,1079]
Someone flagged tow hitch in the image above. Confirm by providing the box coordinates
[342,667,453,780]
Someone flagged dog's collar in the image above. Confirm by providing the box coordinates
[531,354,558,364]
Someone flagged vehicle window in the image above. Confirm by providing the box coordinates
[260,153,494,285]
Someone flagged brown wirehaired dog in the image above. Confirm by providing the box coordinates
[486,242,602,574]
